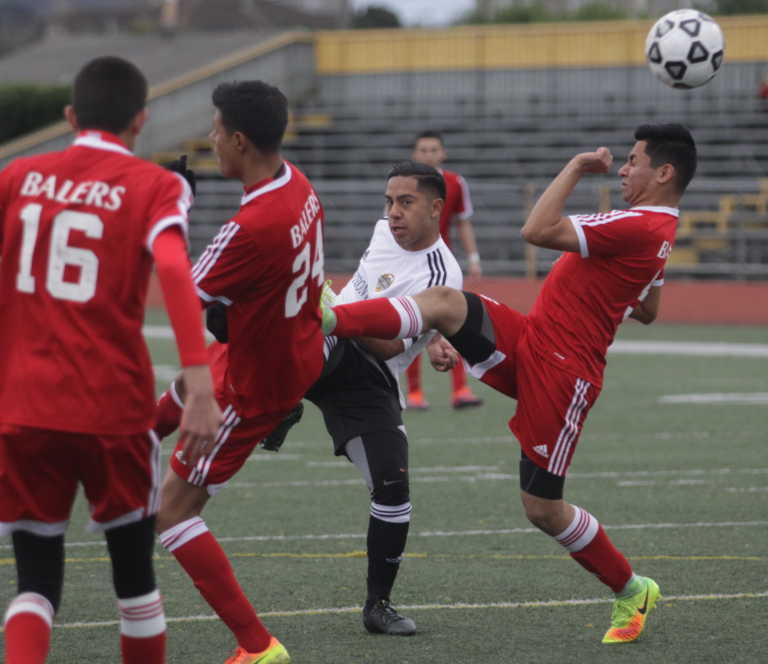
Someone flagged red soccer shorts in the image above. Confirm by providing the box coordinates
[164,341,294,494]
[0,425,160,535]
[169,405,287,495]
[467,295,601,477]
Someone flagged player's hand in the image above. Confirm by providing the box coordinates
[574,147,613,174]
[164,154,197,195]
[177,365,221,467]
[427,337,458,372]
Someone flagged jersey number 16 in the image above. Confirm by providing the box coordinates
[16,203,102,303]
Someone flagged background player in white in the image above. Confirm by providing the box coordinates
[322,124,697,645]
[0,56,220,664]
[306,160,463,635]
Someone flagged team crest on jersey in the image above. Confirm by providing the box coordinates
[375,273,395,292]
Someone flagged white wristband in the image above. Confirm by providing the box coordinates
[401,337,414,351]
[468,252,480,264]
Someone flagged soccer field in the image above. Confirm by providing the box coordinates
[2,319,766,663]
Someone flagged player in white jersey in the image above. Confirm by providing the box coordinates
[305,161,462,635]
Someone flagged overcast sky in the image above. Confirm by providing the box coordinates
[350,0,476,26]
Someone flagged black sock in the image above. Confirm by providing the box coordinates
[366,516,409,603]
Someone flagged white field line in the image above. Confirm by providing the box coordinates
[145,326,768,357]
[659,392,768,405]
[51,591,768,629]
[222,465,768,489]
[608,340,768,357]
[5,519,767,551]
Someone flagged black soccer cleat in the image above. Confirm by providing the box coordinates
[363,598,416,636]
[259,402,303,452]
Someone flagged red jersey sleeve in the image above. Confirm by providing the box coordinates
[569,209,654,259]
[192,221,258,305]
[144,171,193,252]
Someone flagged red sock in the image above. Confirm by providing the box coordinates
[451,359,467,393]
[154,388,183,439]
[160,518,271,652]
[118,590,166,664]
[3,593,53,664]
[406,356,421,393]
[333,296,422,339]
[555,507,632,593]
[121,634,166,664]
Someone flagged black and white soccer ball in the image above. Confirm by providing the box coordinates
[645,9,725,89]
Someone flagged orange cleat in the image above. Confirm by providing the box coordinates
[451,386,483,410]
[224,637,290,663]
[406,390,430,411]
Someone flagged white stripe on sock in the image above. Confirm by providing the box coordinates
[3,592,54,628]
[555,506,599,553]
[118,590,166,638]
[159,516,208,553]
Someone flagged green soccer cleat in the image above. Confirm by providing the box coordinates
[223,637,290,663]
[319,279,337,335]
[602,576,661,644]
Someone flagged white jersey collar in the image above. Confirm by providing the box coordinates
[631,205,679,217]
[73,130,133,156]
[241,163,292,206]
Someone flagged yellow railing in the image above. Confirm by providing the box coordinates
[316,15,768,74]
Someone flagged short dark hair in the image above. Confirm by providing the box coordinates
[635,123,697,193]
[413,130,445,149]
[387,160,446,200]
[72,56,147,134]
[212,81,287,153]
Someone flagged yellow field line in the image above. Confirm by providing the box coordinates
[1,552,763,566]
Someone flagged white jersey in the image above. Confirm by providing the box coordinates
[337,219,463,395]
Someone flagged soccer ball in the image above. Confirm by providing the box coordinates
[645,9,725,89]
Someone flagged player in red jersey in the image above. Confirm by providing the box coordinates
[0,56,221,664]
[155,81,324,664]
[407,130,483,410]
[322,124,697,645]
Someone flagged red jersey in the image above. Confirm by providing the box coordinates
[193,161,324,417]
[527,206,678,386]
[438,168,473,246]
[0,130,192,434]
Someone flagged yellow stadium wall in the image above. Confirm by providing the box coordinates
[315,15,768,74]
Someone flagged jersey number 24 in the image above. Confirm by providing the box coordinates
[285,222,324,319]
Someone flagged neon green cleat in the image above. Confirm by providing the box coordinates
[602,576,661,644]
[224,638,290,663]
[319,279,337,335]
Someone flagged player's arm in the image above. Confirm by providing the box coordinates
[629,285,662,325]
[153,228,222,465]
[521,148,613,252]
[457,217,481,277]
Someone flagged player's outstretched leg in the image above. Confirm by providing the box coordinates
[321,287,468,340]
[157,471,286,662]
